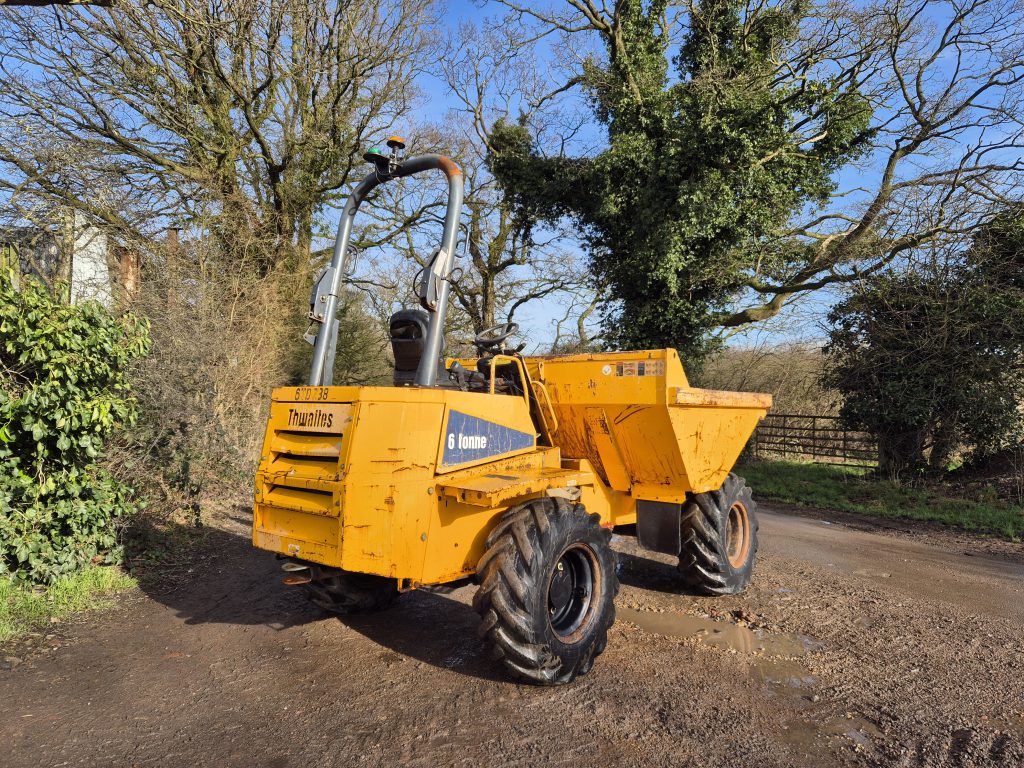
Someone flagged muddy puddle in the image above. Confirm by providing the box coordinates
[777,714,885,756]
[617,606,821,692]
[619,606,876,755]
[618,606,818,657]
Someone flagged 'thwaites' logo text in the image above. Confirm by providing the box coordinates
[287,408,334,429]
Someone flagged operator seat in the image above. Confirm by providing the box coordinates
[389,309,445,386]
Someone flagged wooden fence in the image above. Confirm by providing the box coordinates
[748,413,878,466]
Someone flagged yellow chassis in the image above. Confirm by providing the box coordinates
[253,349,770,587]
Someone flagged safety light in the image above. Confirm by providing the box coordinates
[363,147,388,166]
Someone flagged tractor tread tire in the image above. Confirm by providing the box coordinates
[473,497,618,685]
[304,565,399,615]
[677,473,759,596]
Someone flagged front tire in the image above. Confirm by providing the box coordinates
[677,473,759,595]
[304,565,399,614]
[473,498,618,685]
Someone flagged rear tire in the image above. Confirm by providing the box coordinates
[677,473,759,595]
[473,498,618,685]
[304,565,399,614]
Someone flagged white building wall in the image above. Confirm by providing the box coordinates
[69,213,112,307]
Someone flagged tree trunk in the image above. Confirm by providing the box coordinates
[929,421,958,473]
[878,429,926,482]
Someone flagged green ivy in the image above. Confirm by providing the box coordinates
[0,270,150,584]
[489,0,873,366]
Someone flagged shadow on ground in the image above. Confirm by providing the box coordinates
[134,510,508,681]
[337,590,506,682]
[133,508,708,681]
[615,549,704,596]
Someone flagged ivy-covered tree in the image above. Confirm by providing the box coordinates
[489,0,872,361]
[490,0,1024,364]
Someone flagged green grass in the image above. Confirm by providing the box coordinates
[0,566,136,643]
[737,459,1024,539]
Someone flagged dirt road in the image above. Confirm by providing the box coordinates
[2,506,1023,768]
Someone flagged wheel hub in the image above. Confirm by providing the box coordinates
[726,501,751,568]
[547,545,596,639]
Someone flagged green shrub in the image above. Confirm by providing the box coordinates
[822,208,1024,478]
[0,271,150,584]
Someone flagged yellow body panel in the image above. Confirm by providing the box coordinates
[253,350,770,586]
[531,349,770,501]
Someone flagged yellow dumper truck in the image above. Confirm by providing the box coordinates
[253,140,771,684]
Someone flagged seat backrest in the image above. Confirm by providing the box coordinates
[389,309,429,385]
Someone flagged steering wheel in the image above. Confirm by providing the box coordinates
[474,322,519,350]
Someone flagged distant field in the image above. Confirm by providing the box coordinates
[737,459,1024,540]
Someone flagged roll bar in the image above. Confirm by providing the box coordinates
[308,153,464,387]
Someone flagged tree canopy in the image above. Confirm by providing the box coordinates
[0,0,435,270]
[489,0,1024,363]
[823,207,1024,477]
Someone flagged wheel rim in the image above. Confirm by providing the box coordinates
[726,501,751,568]
[547,544,601,641]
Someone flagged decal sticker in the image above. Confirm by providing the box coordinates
[442,410,534,466]
[614,360,665,377]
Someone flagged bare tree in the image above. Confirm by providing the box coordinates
[724,0,1024,327]
[0,0,436,270]
[355,20,596,350]
[550,291,600,352]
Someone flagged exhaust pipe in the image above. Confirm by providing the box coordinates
[282,561,311,585]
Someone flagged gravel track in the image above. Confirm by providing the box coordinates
[2,505,1022,767]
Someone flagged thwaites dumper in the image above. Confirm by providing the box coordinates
[253,139,772,684]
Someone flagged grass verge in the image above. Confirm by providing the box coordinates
[737,459,1024,539]
[0,566,136,643]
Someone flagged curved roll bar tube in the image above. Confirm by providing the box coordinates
[308,154,464,387]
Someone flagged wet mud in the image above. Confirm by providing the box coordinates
[1,506,1022,767]
[618,605,817,656]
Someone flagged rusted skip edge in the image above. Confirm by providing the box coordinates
[672,387,773,409]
